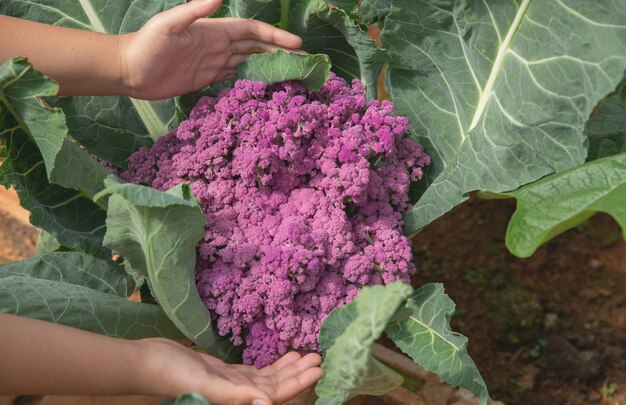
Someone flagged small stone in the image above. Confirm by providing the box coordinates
[588,258,602,269]
[544,313,558,329]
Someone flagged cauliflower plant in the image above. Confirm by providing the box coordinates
[123,74,430,367]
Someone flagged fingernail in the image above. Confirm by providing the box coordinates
[252,400,267,405]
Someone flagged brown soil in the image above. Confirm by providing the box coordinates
[0,188,37,264]
[1,186,625,405]
[410,195,626,405]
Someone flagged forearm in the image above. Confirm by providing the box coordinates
[0,15,129,96]
[0,313,147,396]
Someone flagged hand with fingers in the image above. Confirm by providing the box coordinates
[120,0,302,100]
[141,338,322,405]
[0,313,321,404]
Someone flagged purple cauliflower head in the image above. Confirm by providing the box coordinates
[123,73,430,367]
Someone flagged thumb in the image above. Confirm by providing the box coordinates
[156,0,222,33]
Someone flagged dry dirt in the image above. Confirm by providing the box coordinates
[1,185,625,405]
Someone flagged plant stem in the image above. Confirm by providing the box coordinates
[280,0,290,30]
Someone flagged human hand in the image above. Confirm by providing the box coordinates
[118,0,302,100]
[139,338,322,405]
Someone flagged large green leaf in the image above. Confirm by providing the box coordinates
[214,0,384,99]
[214,0,281,22]
[329,0,391,26]
[0,131,109,255]
[176,51,331,118]
[0,58,111,193]
[357,0,391,26]
[0,0,185,165]
[586,84,626,161]
[290,0,385,100]
[0,251,131,296]
[386,283,490,405]
[235,50,331,91]
[505,153,626,258]
[381,1,626,234]
[0,57,65,178]
[0,275,182,339]
[326,0,358,12]
[0,252,180,339]
[35,230,63,255]
[315,282,412,405]
[0,58,110,255]
[96,177,230,357]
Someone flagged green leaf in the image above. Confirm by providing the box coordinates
[52,139,112,198]
[505,153,626,258]
[0,57,65,178]
[177,51,331,117]
[386,283,490,405]
[290,0,385,100]
[0,123,108,255]
[586,84,626,161]
[0,276,182,339]
[235,50,331,91]
[326,0,358,15]
[381,1,626,233]
[214,0,281,21]
[0,251,131,296]
[0,57,112,254]
[97,177,229,357]
[0,253,181,339]
[35,230,63,255]
[1,0,186,164]
[214,0,383,98]
[51,96,156,168]
[315,282,413,404]
[357,0,391,26]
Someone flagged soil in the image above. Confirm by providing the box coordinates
[409,195,626,405]
[1,185,625,405]
[0,188,37,264]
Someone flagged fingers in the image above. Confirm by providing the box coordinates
[226,19,302,49]
[214,68,236,82]
[259,352,302,376]
[271,366,323,403]
[254,353,322,403]
[226,54,250,69]
[274,353,322,383]
[218,353,322,405]
[277,353,322,379]
[262,354,322,385]
[156,0,223,34]
[231,39,285,55]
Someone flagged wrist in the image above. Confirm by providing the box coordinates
[115,33,135,98]
[133,338,183,398]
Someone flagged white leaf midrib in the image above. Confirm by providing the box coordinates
[77,0,169,139]
[468,0,531,132]
[78,0,106,32]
